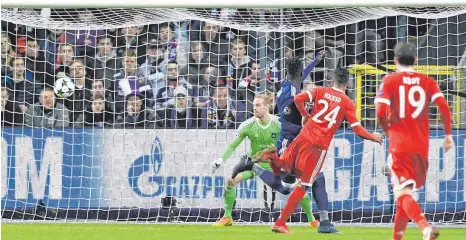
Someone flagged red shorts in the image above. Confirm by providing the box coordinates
[388,152,428,191]
[270,136,327,186]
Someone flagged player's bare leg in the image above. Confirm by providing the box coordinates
[213,171,254,227]
[393,185,439,240]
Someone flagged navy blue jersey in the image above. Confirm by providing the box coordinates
[275,55,321,155]
[276,80,303,140]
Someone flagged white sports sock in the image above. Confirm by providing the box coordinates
[319,210,329,221]
[422,226,431,240]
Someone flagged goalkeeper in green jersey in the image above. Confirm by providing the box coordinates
[209,95,317,227]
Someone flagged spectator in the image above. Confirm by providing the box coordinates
[237,60,276,115]
[138,39,166,93]
[266,90,278,115]
[158,22,175,45]
[156,22,188,67]
[303,30,343,71]
[90,79,115,113]
[155,61,192,109]
[1,32,15,77]
[25,36,47,84]
[156,85,199,128]
[25,87,70,128]
[284,44,294,59]
[355,20,384,64]
[180,42,208,86]
[115,93,155,128]
[113,50,149,113]
[228,39,251,89]
[200,86,246,129]
[115,50,154,112]
[86,35,122,88]
[204,65,223,87]
[54,43,75,80]
[3,57,38,113]
[64,59,92,124]
[80,96,114,127]
[192,65,222,107]
[239,60,276,92]
[1,86,23,126]
[65,27,104,57]
[116,26,145,64]
[200,22,230,66]
[41,29,67,65]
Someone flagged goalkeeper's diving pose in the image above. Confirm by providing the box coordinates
[209,94,318,227]
[234,52,340,233]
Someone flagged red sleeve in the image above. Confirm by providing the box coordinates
[375,76,391,135]
[376,103,390,136]
[345,102,374,140]
[429,78,452,135]
[374,75,392,106]
[294,90,314,117]
[428,76,443,103]
[344,102,361,127]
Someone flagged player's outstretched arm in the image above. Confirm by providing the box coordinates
[432,92,454,152]
[300,50,326,83]
[346,105,383,144]
[353,124,384,144]
[209,122,248,174]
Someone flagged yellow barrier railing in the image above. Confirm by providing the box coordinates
[349,64,460,128]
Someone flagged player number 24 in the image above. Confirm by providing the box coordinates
[312,100,341,128]
[399,85,426,119]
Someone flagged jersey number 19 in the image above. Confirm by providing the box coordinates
[399,85,426,119]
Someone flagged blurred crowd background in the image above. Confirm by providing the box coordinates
[2,9,465,129]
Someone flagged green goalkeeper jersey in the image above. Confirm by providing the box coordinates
[220,115,281,170]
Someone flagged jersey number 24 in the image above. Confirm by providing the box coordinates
[312,99,341,128]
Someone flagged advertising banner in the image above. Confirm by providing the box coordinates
[2,128,465,212]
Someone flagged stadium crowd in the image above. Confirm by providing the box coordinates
[0,13,422,129]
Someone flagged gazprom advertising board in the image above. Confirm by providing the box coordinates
[2,128,465,212]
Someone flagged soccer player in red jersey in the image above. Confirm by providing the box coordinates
[375,42,454,240]
[265,68,384,234]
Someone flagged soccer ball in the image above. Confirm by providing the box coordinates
[54,76,75,98]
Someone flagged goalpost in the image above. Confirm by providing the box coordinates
[1,1,465,225]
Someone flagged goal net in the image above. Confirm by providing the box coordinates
[1,6,466,225]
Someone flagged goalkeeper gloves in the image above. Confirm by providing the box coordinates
[209,158,223,174]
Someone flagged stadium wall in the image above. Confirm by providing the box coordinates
[1,128,465,222]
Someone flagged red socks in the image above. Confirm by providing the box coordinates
[396,195,429,233]
[276,186,307,226]
[392,202,409,240]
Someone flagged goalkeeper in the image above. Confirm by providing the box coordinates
[210,95,317,227]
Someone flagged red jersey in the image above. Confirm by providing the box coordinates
[298,87,360,149]
[375,70,444,155]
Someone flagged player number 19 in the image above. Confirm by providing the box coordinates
[399,85,426,119]
[312,99,341,128]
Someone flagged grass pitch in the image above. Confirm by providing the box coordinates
[2,223,466,240]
